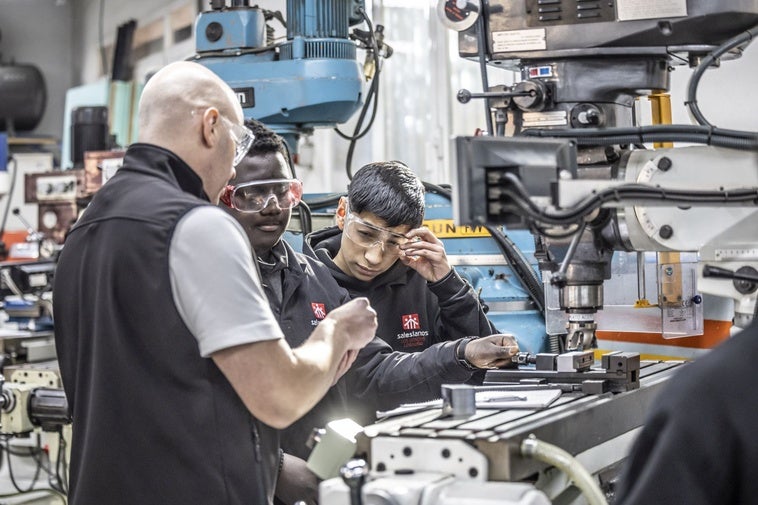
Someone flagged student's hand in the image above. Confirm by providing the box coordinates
[275,453,319,505]
[398,227,452,282]
[465,334,520,369]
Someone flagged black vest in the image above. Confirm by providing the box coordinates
[53,144,278,505]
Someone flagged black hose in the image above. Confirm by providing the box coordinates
[334,6,383,180]
[296,200,312,238]
[422,181,545,316]
[522,125,758,150]
[486,226,545,315]
[687,24,758,127]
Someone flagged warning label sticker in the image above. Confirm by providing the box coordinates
[423,219,491,239]
[617,0,687,21]
[492,29,546,53]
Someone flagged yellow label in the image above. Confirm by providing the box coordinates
[423,219,491,238]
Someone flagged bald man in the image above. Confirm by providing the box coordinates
[53,61,377,505]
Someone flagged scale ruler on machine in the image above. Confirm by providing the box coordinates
[714,248,758,261]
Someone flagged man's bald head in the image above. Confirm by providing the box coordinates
[137,61,242,145]
[136,61,244,203]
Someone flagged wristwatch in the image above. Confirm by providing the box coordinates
[455,337,479,371]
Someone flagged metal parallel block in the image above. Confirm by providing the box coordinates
[581,379,609,395]
[602,351,641,373]
[556,351,593,372]
[536,353,558,371]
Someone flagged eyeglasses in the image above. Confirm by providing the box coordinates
[221,179,303,213]
[191,108,255,167]
[218,115,255,167]
[344,210,409,257]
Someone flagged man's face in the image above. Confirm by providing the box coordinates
[223,151,293,255]
[334,202,412,282]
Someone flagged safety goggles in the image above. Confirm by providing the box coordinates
[344,210,410,257]
[218,115,256,167]
[221,179,303,213]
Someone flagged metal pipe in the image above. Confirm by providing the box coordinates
[475,11,493,135]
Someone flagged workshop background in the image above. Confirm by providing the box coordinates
[2,0,756,202]
[0,1,757,504]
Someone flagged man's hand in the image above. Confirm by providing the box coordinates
[325,297,377,351]
[465,334,519,369]
[275,453,319,505]
[398,227,452,282]
[332,349,359,386]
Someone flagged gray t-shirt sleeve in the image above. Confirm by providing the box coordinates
[169,206,284,357]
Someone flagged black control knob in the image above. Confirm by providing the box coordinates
[571,103,604,128]
[512,80,547,112]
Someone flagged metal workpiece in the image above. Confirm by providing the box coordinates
[358,360,682,483]
[488,351,641,394]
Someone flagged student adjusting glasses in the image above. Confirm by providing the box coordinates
[343,210,410,257]
[221,179,303,213]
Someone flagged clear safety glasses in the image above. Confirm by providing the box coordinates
[191,108,255,167]
[343,211,410,257]
[218,115,255,167]
[221,179,303,213]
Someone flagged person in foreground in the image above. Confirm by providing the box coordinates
[615,318,758,505]
[221,121,520,504]
[52,61,376,505]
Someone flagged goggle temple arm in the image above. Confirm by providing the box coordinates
[220,185,234,207]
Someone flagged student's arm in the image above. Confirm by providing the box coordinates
[345,333,518,413]
[345,337,473,411]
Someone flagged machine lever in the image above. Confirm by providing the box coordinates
[457,88,534,104]
[340,458,368,505]
[702,264,758,283]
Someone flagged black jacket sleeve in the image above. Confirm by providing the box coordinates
[428,269,499,342]
[343,336,476,424]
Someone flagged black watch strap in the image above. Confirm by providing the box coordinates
[455,337,478,371]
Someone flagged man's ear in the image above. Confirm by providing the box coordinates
[335,197,347,230]
[200,108,220,148]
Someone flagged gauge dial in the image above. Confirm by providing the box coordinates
[437,0,481,32]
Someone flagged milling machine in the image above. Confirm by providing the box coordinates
[449,0,758,350]
[192,0,391,154]
[317,1,758,504]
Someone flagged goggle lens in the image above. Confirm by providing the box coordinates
[222,179,303,213]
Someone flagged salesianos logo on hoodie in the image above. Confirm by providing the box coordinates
[398,313,428,348]
[311,302,327,319]
[402,314,420,330]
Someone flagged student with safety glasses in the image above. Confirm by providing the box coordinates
[221,120,520,505]
[305,161,508,355]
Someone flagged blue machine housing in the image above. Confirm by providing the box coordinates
[423,192,548,354]
[193,1,365,150]
[287,192,549,354]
